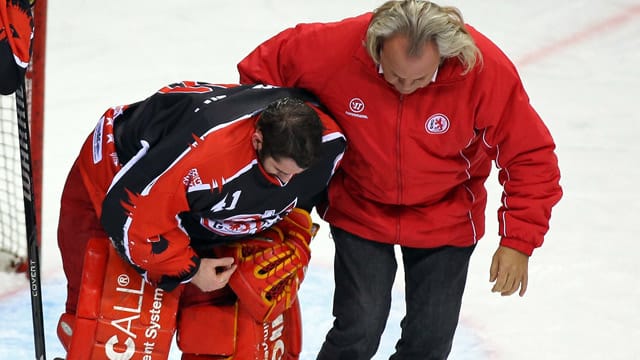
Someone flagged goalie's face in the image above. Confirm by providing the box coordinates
[253,131,305,184]
[261,156,304,184]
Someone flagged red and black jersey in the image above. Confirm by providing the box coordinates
[0,0,33,95]
[75,82,345,290]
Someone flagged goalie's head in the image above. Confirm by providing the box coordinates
[252,98,325,184]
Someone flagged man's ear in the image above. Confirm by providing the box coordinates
[252,130,263,151]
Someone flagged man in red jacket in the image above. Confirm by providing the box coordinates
[238,1,562,359]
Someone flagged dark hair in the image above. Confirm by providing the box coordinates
[256,98,324,169]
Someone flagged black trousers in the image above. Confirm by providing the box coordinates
[317,226,475,360]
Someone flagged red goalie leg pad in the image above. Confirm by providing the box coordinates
[234,296,303,360]
[178,287,303,360]
[66,237,182,360]
[56,312,75,351]
[177,284,238,356]
[255,297,303,360]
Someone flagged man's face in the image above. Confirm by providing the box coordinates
[378,34,440,94]
[252,130,305,184]
[261,156,305,184]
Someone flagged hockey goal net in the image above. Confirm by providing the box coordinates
[0,0,45,272]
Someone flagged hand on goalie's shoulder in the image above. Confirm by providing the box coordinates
[190,257,237,292]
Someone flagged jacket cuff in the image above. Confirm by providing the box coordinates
[500,237,535,256]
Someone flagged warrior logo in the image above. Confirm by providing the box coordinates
[349,98,365,113]
[345,98,368,119]
[425,113,450,134]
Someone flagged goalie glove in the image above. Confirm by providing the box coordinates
[214,208,318,322]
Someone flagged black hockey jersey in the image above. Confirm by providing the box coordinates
[91,82,345,289]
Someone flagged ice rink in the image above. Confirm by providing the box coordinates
[1,1,639,359]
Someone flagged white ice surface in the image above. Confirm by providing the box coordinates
[1,1,639,359]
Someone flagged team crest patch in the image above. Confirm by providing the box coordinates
[425,113,450,134]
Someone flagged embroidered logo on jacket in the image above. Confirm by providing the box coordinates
[425,113,450,134]
[345,98,368,119]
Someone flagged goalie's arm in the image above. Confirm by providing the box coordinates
[100,164,204,290]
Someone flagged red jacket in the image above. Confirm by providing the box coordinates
[238,13,562,255]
